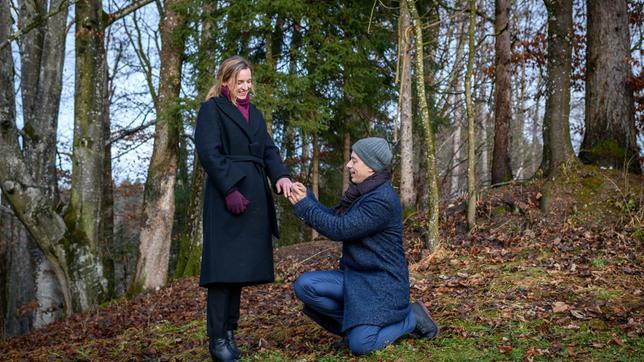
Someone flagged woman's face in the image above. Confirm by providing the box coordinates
[346,151,374,184]
[227,68,252,100]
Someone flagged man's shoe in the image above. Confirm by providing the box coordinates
[411,302,439,339]
[226,330,241,359]
[209,338,238,362]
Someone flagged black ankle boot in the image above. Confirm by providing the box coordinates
[226,330,241,359]
[411,302,439,339]
[209,338,238,362]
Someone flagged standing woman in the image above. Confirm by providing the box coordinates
[194,55,292,362]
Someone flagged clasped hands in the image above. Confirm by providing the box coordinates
[276,178,307,205]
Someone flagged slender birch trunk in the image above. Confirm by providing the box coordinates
[466,0,477,228]
[406,0,440,250]
[398,0,416,208]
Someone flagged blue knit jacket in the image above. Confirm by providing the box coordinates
[293,182,410,331]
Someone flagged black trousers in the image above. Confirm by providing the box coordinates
[207,284,242,338]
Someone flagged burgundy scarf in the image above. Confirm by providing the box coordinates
[335,168,391,215]
[221,85,250,122]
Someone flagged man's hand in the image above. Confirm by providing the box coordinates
[275,177,293,198]
[288,182,307,205]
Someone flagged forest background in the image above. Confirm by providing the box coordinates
[0,0,642,344]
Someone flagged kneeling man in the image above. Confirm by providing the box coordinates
[288,137,438,355]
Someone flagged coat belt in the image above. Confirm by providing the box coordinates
[225,155,265,168]
[225,155,271,194]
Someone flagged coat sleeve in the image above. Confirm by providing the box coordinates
[293,191,391,242]
[194,101,245,195]
[305,189,336,215]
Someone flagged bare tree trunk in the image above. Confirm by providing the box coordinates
[477,90,490,186]
[302,133,310,177]
[1,0,106,316]
[265,31,274,136]
[342,131,351,193]
[0,0,15,140]
[412,2,439,213]
[440,11,468,199]
[102,36,116,297]
[531,85,543,176]
[466,0,477,229]
[311,133,319,240]
[450,119,463,197]
[1,0,152,317]
[174,157,204,277]
[0,206,5,338]
[407,0,440,250]
[0,0,17,336]
[512,43,527,180]
[475,0,491,187]
[65,0,112,310]
[580,0,640,173]
[0,157,79,315]
[541,0,576,176]
[132,0,187,292]
[15,0,68,322]
[174,0,219,278]
[19,0,64,193]
[1,206,35,337]
[263,14,283,136]
[72,0,108,251]
[491,0,513,184]
[399,0,416,209]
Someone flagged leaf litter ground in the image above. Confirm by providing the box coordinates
[1,166,642,361]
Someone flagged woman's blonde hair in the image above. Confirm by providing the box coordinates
[205,55,253,105]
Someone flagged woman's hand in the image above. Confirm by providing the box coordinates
[288,182,307,205]
[225,190,249,215]
[276,177,293,198]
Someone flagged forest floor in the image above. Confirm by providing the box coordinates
[1,164,643,361]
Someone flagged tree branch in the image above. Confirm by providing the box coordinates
[0,0,73,50]
[123,12,159,107]
[108,119,155,145]
[106,0,154,26]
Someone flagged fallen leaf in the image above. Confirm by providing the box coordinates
[570,310,586,319]
[552,302,570,313]
[611,334,625,347]
[567,345,577,356]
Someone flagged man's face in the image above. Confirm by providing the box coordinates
[346,151,374,184]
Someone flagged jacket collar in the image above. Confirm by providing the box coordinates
[213,96,260,140]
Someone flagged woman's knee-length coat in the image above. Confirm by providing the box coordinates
[194,95,289,287]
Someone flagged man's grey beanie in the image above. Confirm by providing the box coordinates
[352,137,393,171]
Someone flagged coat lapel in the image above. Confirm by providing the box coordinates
[214,96,253,140]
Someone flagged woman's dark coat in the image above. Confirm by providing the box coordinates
[293,182,410,331]
[195,95,289,287]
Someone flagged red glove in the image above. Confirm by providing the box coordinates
[225,190,249,215]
